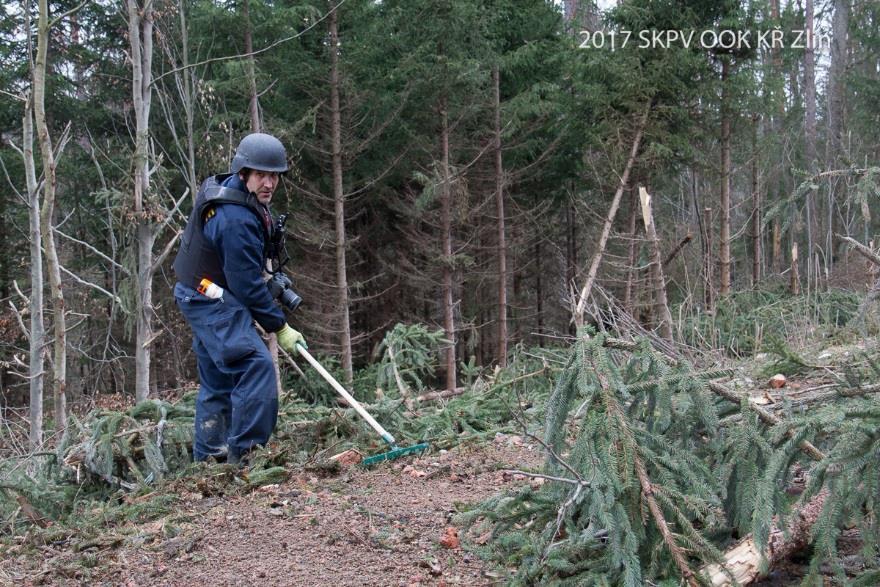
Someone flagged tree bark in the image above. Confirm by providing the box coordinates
[751,115,761,286]
[440,95,456,391]
[573,102,650,327]
[128,0,156,403]
[701,490,829,586]
[804,0,818,263]
[703,207,714,312]
[23,94,45,450]
[639,187,673,342]
[719,57,732,296]
[34,0,66,433]
[492,65,508,367]
[329,6,353,385]
[624,188,638,315]
[770,0,784,275]
[826,0,849,273]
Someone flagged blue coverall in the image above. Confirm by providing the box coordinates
[173,175,286,462]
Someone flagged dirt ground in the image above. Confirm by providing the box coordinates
[3,436,542,587]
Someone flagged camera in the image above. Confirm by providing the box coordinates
[267,272,302,312]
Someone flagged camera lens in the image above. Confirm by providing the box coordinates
[280,289,302,311]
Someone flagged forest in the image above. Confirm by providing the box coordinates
[2,0,880,584]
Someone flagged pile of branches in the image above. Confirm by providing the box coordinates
[0,329,560,535]
[466,331,880,585]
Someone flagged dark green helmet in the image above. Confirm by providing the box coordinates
[231,133,288,174]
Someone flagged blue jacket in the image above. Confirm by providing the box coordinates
[190,174,286,333]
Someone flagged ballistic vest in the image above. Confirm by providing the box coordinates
[173,174,273,289]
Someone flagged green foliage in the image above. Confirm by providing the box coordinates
[469,331,728,585]
[749,397,880,582]
[681,289,859,356]
[376,323,448,397]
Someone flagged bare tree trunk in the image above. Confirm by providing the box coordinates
[826,0,849,274]
[790,242,800,295]
[770,0,784,275]
[624,188,638,315]
[703,207,714,312]
[128,0,156,403]
[329,6,353,385]
[23,95,45,450]
[535,239,543,346]
[440,96,456,391]
[242,0,260,133]
[34,0,66,433]
[492,65,508,367]
[719,58,732,296]
[573,102,650,327]
[804,0,818,262]
[565,196,577,334]
[639,187,673,341]
[751,116,761,286]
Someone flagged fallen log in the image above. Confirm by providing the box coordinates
[701,489,829,586]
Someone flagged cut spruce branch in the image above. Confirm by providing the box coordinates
[589,346,700,587]
[601,336,826,461]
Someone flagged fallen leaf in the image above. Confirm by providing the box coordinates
[439,527,460,549]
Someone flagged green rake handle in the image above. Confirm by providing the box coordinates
[296,344,397,447]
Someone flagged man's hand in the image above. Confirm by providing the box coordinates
[276,324,307,356]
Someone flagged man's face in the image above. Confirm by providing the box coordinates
[243,170,280,205]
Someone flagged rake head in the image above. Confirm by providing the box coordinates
[361,442,430,467]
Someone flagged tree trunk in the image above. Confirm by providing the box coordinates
[535,239,543,346]
[804,0,818,262]
[492,65,508,367]
[639,187,673,342]
[790,242,800,295]
[624,188,638,315]
[128,0,156,403]
[34,0,66,433]
[719,58,732,296]
[751,115,761,286]
[23,94,45,450]
[440,96,456,391]
[826,0,849,275]
[701,490,829,586]
[329,6,353,385]
[703,207,714,312]
[573,102,650,327]
[242,0,260,133]
[770,0,784,275]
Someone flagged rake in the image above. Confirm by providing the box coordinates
[296,344,429,466]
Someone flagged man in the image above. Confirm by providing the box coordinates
[173,132,306,464]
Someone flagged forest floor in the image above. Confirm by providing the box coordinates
[2,435,541,587]
[2,334,874,586]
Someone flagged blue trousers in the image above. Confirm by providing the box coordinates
[174,283,278,462]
